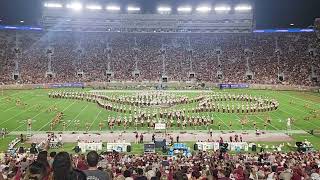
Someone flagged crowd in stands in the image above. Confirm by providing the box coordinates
[0,31,319,86]
[1,149,320,180]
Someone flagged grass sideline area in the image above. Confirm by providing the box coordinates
[1,133,320,154]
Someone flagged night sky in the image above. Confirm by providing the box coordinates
[0,0,319,29]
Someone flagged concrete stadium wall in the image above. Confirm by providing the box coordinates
[0,81,319,92]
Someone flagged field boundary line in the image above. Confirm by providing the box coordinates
[12,99,66,131]
[89,109,102,130]
[0,104,38,126]
[37,101,77,131]
[65,104,89,129]
[2,95,38,112]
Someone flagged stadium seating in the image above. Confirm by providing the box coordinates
[0,31,319,86]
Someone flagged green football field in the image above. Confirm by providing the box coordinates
[0,88,319,133]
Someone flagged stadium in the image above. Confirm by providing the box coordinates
[0,0,320,179]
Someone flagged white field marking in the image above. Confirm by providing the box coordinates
[231,113,255,129]
[278,91,320,107]
[65,104,89,129]
[0,104,38,126]
[37,101,77,131]
[271,110,312,131]
[254,115,280,130]
[89,109,102,130]
[0,90,25,100]
[2,95,38,112]
[0,91,31,106]
[213,113,230,129]
[12,99,65,131]
[265,91,319,130]
[279,106,320,129]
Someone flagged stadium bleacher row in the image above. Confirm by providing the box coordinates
[0,31,319,86]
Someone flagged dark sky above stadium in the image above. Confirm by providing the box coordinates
[0,0,319,29]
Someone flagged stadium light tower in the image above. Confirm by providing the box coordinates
[106,5,121,11]
[86,4,102,10]
[44,2,63,8]
[157,6,172,13]
[66,2,83,11]
[214,5,231,13]
[234,5,252,11]
[196,6,211,13]
[177,6,192,13]
[127,6,140,12]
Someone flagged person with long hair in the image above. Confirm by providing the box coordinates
[52,152,86,180]
[23,161,46,180]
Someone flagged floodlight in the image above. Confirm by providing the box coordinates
[44,2,63,8]
[106,5,121,11]
[234,5,252,11]
[20,20,24,23]
[66,2,83,11]
[177,6,192,12]
[214,6,231,12]
[86,5,102,10]
[157,7,171,12]
[196,6,211,13]
[127,6,140,11]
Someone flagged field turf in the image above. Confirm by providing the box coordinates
[0,88,319,133]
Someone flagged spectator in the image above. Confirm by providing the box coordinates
[84,151,109,180]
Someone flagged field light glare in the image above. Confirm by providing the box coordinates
[196,6,211,12]
[86,5,102,10]
[44,3,63,8]
[66,2,83,11]
[127,6,140,11]
[214,6,231,12]
[106,6,121,11]
[234,5,252,11]
[157,7,171,12]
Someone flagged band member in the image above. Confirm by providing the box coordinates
[253,121,257,129]
[99,121,104,130]
[62,121,66,131]
[85,122,91,131]
[182,119,187,129]
[177,119,181,128]
[147,118,151,128]
[50,121,54,131]
[123,118,128,129]
[27,119,32,128]
[117,118,121,127]
[75,122,80,130]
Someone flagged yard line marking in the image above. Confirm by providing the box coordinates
[2,95,38,112]
[213,113,230,130]
[270,112,304,131]
[0,104,38,126]
[0,90,25,100]
[89,109,102,130]
[0,91,31,106]
[66,104,89,129]
[254,115,280,130]
[12,100,65,131]
[279,107,320,129]
[279,91,320,107]
[37,101,77,131]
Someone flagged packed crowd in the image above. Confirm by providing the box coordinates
[0,31,319,86]
[1,148,320,180]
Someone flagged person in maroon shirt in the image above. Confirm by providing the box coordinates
[76,154,88,171]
